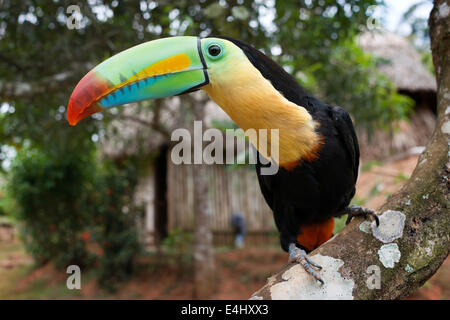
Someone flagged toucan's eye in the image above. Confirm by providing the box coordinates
[207,44,222,57]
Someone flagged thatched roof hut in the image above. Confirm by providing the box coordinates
[359,31,436,111]
[359,31,436,92]
[357,31,437,161]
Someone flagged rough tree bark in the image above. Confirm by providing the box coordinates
[190,95,217,299]
[250,0,450,300]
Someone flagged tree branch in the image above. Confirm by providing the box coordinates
[0,70,85,100]
[250,0,449,300]
[118,112,171,139]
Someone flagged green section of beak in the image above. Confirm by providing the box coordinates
[96,36,208,108]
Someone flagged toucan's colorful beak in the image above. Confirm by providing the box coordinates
[67,36,209,126]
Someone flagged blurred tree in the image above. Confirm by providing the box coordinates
[8,145,144,289]
[190,94,217,298]
[94,158,143,291]
[9,147,96,267]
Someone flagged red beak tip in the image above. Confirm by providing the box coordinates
[67,108,79,126]
[67,101,104,126]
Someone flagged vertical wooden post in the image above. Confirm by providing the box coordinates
[188,95,217,298]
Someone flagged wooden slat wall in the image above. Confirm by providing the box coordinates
[167,160,276,246]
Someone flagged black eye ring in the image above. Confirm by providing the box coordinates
[208,44,222,57]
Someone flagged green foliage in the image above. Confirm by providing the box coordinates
[350,196,366,206]
[333,216,347,234]
[161,228,194,267]
[274,0,379,68]
[420,49,434,74]
[0,190,11,217]
[362,160,381,172]
[94,159,143,291]
[9,148,95,267]
[368,181,383,197]
[295,40,414,131]
[0,184,16,217]
[8,146,143,290]
[394,172,410,183]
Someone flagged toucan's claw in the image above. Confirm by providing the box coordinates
[288,244,324,285]
[345,205,379,227]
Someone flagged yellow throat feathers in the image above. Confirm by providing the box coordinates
[202,58,321,166]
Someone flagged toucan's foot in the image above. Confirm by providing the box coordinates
[288,243,324,285]
[345,205,379,227]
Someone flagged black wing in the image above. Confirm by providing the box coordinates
[329,106,360,184]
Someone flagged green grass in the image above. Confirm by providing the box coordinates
[17,276,83,300]
[333,216,347,234]
[394,172,410,183]
[0,215,13,225]
[361,160,381,172]
[0,241,24,260]
[368,181,383,197]
[0,264,34,299]
[0,264,91,299]
[0,241,84,299]
[350,196,366,206]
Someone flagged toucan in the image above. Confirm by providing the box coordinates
[67,36,379,284]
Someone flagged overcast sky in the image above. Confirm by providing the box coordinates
[383,0,433,35]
